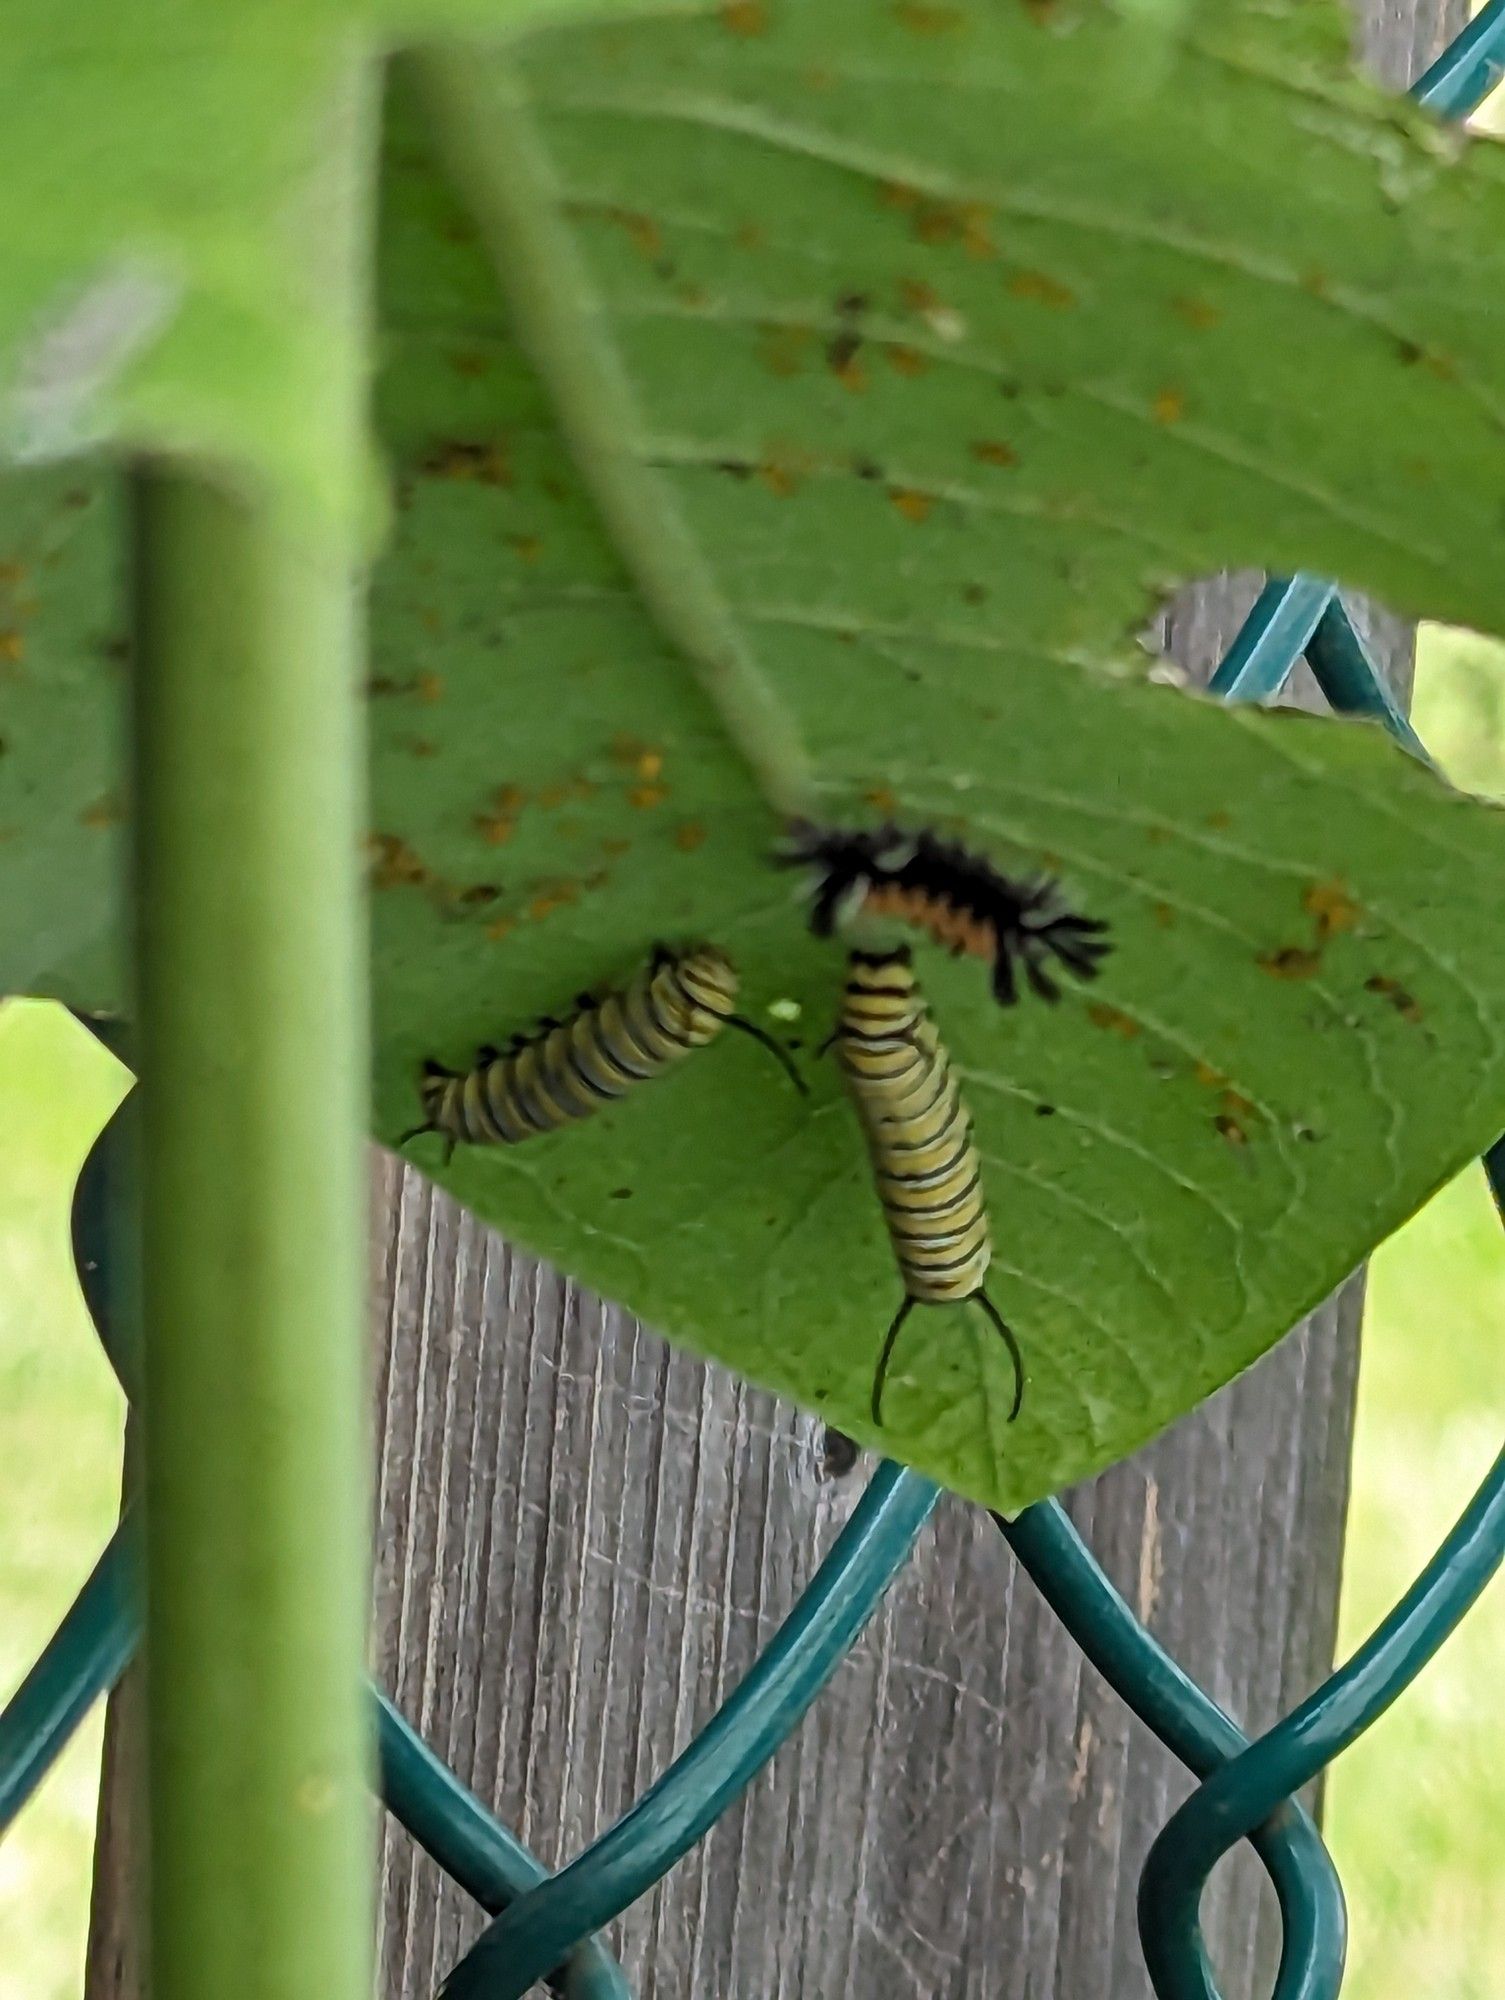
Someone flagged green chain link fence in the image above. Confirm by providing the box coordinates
[3,7,1504,1994]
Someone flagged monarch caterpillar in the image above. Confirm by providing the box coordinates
[780,819,1111,1006]
[403,943,803,1158]
[835,947,1024,1426]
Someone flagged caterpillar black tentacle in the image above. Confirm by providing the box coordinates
[779,820,1112,1006]
[834,948,1024,1427]
[403,943,803,1155]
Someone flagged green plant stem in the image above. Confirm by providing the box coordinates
[129,73,375,1995]
[411,47,815,821]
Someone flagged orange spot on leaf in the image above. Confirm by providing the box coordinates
[1303,879,1361,938]
[889,488,933,523]
[1171,296,1222,331]
[720,0,767,33]
[527,881,581,922]
[417,671,444,703]
[368,834,430,890]
[1151,388,1186,425]
[1258,946,1321,980]
[1009,270,1075,309]
[79,793,122,830]
[886,343,928,377]
[1087,1003,1141,1039]
[893,0,963,29]
[602,207,664,260]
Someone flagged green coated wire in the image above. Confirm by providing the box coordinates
[1139,1435,1505,1998]
[0,1517,139,1834]
[0,1509,630,2000]
[996,1503,1346,2000]
[437,1462,940,2000]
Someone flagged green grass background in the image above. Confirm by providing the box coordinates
[0,631,1501,1998]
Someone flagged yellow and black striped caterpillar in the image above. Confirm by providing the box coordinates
[403,943,803,1158]
[835,947,1024,1426]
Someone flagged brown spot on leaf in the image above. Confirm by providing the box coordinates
[457,883,502,907]
[419,439,513,486]
[886,343,928,376]
[1258,946,1321,980]
[914,199,995,256]
[79,792,122,830]
[759,324,813,377]
[408,737,437,759]
[1152,902,1176,929]
[527,881,581,922]
[368,834,430,890]
[509,534,542,564]
[758,452,807,498]
[1214,1112,1249,1146]
[473,812,516,847]
[889,487,933,523]
[864,784,898,813]
[721,0,768,33]
[1009,270,1076,309]
[449,350,491,379]
[826,330,868,390]
[629,783,668,809]
[601,207,664,260]
[1151,388,1185,425]
[893,0,963,29]
[1171,296,1222,330]
[1205,808,1231,830]
[1087,1003,1141,1039]
[485,915,516,942]
[602,836,632,858]
[970,438,1017,468]
[674,821,708,852]
[1303,879,1361,938]
[735,220,767,251]
[417,671,444,703]
[1365,974,1424,1023]
[0,631,24,664]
